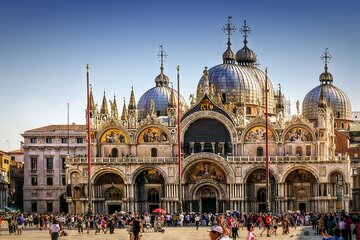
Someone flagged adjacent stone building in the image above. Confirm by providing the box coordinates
[22,125,86,213]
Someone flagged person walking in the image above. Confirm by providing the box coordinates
[247,224,256,240]
[49,219,60,240]
[195,214,200,230]
[130,216,143,240]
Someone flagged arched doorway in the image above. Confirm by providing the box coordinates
[183,119,232,156]
[94,172,124,214]
[111,148,118,157]
[59,194,68,213]
[134,169,164,213]
[256,147,264,156]
[151,148,157,157]
[147,188,160,212]
[184,161,227,213]
[257,188,266,212]
[246,169,276,212]
[285,169,317,212]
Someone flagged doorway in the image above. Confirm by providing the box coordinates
[202,198,216,213]
[108,204,121,213]
[59,194,68,213]
[258,203,266,213]
[299,203,306,212]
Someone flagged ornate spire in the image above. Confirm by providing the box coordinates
[236,19,257,65]
[276,84,285,110]
[155,45,170,86]
[128,86,137,110]
[222,16,236,64]
[319,48,333,84]
[121,97,127,120]
[112,94,119,118]
[100,91,109,115]
[168,83,177,108]
[89,85,96,111]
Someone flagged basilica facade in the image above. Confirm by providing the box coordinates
[24,18,354,214]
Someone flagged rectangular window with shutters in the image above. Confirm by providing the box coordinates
[61,138,68,143]
[46,138,52,143]
[61,157,66,169]
[31,177,37,185]
[31,158,37,170]
[77,138,83,143]
[30,138,37,143]
[46,158,53,170]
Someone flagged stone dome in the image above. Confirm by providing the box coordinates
[197,63,262,105]
[138,84,186,119]
[302,83,352,120]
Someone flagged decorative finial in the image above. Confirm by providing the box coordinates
[240,20,251,46]
[177,65,180,72]
[321,48,332,73]
[86,63,89,71]
[222,16,236,47]
[265,67,268,76]
[157,45,168,74]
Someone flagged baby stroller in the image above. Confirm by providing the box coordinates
[153,220,165,233]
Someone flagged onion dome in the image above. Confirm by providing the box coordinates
[236,20,257,65]
[302,48,352,120]
[222,16,236,64]
[137,46,186,119]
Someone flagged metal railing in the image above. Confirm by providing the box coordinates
[66,154,349,165]
[226,155,349,163]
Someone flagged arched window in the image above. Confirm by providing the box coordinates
[151,148,157,157]
[257,188,266,202]
[337,112,341,118]
[257,147,264,156]
[341,122,344,129]
[111,148,118,157]
[147,189,159,203]
[295,146,303,156]
[246,107,251,115]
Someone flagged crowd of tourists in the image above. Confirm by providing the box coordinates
[1,210,360,240]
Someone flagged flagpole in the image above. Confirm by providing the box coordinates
[86,64,92,215]
[265,68,270,213]
[177,65,183,213]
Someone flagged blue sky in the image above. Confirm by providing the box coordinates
[0,0,359,151]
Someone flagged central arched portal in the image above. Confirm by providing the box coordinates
[183,160,228,213]
[197,185,218,213]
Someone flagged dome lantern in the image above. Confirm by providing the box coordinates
[222,16,236,64]
[319,48,333,84]
[236,20,257,66]
[155,45,170,87]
